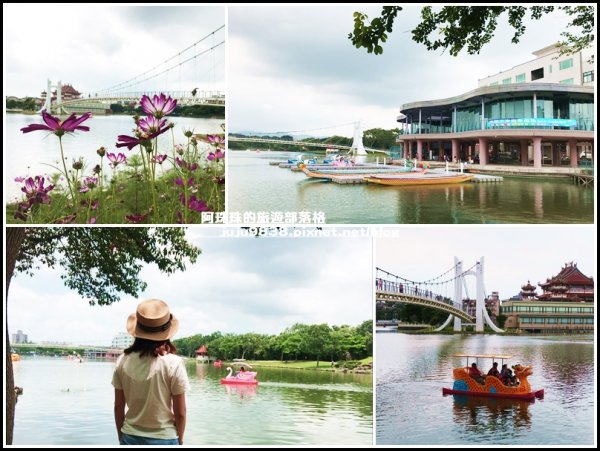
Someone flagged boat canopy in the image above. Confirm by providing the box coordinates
[453,353,513,359]
[230,362,253,368]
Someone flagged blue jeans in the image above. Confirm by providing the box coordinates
[120,433,179,445]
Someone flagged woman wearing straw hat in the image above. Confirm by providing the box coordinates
[112,299,190,445]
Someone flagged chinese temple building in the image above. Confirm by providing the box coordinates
[502,262,594,333]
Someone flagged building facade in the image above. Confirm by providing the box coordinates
[502,263,594,333]
[12,330,28,343]
[397,44,594,168]
[478,43,594,88]
[111,332,134,349]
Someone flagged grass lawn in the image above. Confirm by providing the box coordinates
[237,357,373,370]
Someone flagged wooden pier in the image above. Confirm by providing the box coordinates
[573,174,594,186]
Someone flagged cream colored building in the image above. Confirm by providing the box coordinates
[479,43,594,87]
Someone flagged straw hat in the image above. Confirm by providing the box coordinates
[126,299,179,340]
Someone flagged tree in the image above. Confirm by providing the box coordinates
[302,324,332,368]
[349,6,594,60]
[5,227,200,445]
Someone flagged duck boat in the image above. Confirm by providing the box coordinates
[442,354,544,401]
[220,362,258,385]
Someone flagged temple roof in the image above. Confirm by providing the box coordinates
[521,280,536,291]
[539,262,594,288]
[195,345,208,354]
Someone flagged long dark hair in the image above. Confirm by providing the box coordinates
[124,337,177,358]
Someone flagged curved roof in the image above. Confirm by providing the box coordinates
[400,83,594,113]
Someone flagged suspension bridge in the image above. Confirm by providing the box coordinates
[376,257,504,333]
[41,25,225,115]
[229,121,390,155]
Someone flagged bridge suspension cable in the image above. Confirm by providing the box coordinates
[97,25,225,95]
[376,263,478,286]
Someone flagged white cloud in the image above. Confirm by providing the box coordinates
[229,4,572,134]
[8,231,372,345]
[3,5,225,97]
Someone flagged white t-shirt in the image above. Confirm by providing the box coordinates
[112,352,190,439]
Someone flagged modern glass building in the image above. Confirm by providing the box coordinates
[397,43,595,168]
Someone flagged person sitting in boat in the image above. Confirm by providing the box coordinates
[468,363,485,384]
[487,362,500,378]
[501,364,517,386]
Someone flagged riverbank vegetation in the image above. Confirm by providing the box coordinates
[7,94,224,224]
[174,321,372,368]
[228,127,400,152]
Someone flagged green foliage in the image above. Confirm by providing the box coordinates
[173,320,373,361]
[377,302,448,325]
[6,97,37,111]
[349,6,402,55]
[349,6,594,58]
[13,228,200,306]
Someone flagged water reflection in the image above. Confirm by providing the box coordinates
[230,152,594,223]
[377,334,594,445]
[13,358,371,445]
[450,395,533,439]
[222,384,258,400]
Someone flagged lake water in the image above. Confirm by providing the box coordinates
[12,358,372,446]
[5,113,223,201]
[229,151,594,224]
[376,333,594,445]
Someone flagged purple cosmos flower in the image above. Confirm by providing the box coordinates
[214,176,225,185]
[180,193,210,212]
[107,152,127,168]
[175,144,185,155]
[175,157,198,171]
[54,214,77,224]
[14,176,25,183]
[126,214,147,223]
[20,176,54,204]
[208,150,225,162]
[21,111,92,137]
[79,176,98,193]
[116,134,147,151]
[175,176,194,187]
[116,122,173,150]
[206,134,225,146]
[88,217,97,224]
[151,154,168,164]
[140,94,177,119]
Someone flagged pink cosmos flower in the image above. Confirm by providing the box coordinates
[140,94,177,118]
[151,154,168,164]
[107,152,127,168]
[206,134,225,146]
[208,150,225,162]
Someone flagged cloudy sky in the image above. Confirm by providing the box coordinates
[376,227,596,301]
[3,5,225,97]
[7,228,372,346]
[229,4,572,135]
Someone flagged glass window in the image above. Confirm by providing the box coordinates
[583,71,594,83]
[515,73,526,83]
[548,64,552,74]
[560,318,570,324]
[548,318,557,324]
[560,78,574,84]
[559,58,573,70]
[502,78,511,85]
[531,67,544,81]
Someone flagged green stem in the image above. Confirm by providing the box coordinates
[99,158,104,221]
[58,136,75,200]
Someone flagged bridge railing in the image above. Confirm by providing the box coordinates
[375,278,463,310]
[91,90,225,99]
